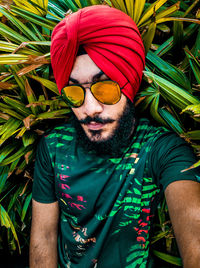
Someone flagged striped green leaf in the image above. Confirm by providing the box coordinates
[153,250,182,266]
[0,144,33,166]
[0,7,42,43]
[0,41,42,56]
[10,5,57,30]
[0,118,22,138]
[144,71,200,109]
[140,2,180,28]
[155,24,198,57]
[0,109,24,120]
[110,0,127,13]
[2,96,31,117]
[29,75,59,95]
[21,193,32,222]
[142,22,157,53]
[22,131,38,147]
[37,108,70,119]
[182,104,200,117]
[146,50,191,91]
[0,143,18,163]
[185,49,200,84]
[13,0,48,16]
[137,0,168,27]
[7,185,24,212]
[184,130,200,140]
[9,158,21,176]
[0,166,9,193]
[125,0,133,18]
[149,92,167,127]
[158,108,184,134]
[133,0,145,24]
[0,54,29,65]
[0,205,20,253]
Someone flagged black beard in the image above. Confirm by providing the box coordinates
[71,99,136,156]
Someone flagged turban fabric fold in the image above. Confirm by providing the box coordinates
[51,5,145,102]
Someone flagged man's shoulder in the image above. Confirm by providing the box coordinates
[37,121,77,159]
[133,117,188,153]
[136,119,196,170]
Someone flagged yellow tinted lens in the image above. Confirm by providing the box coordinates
[62,86,84,107]
[91,81,121,104]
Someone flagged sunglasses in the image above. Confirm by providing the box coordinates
[61,80,122,108]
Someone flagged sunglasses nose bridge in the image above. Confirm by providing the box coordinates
[83,87,104,115]
[82,83,92,91]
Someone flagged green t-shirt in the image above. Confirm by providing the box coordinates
[33,118,199,268]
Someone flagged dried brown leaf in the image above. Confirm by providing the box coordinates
[25,78,32,96]
[19,176,31,196]
[135,96,146,106]
[0,81,16,89]
[26,55,49,64]
[17,64,42,76]
[0,73,11,81]
[0,112,10,120]
[24,151,32,164]
[34,129,45,135]
[23,114,36,129]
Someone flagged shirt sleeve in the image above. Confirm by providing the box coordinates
[150,132,200,191]
[32,136,57,203]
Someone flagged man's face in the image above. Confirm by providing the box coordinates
[69,54,131,143]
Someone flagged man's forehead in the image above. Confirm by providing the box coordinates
[69,54,108,84]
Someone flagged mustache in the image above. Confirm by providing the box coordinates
[79,116,115,124]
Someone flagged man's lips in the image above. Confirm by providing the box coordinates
[85,122,105,130]
[79,116,115,130]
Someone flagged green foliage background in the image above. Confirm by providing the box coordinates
[0,0,199,266]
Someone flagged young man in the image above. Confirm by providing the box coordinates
[30,5,200,268]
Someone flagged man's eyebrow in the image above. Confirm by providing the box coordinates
[93,71,105,81]
[68,77,79,83]
[69,70,105,84]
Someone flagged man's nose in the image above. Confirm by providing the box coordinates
[83,88,103,117]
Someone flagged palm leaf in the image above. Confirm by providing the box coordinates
[21,193,32,221]
[0,7,42,44]
[0,166,9,193]
[29,75,59,95]
[0,204,21,253]
[0,144,33,166]
[153,250,182,266]
[110,0,127,13]
[181,104,200,117]
[13,0,48,16]
[10,5,56,30]
[142,22,157,53]
[158,108,184,134]
[184,48,200,84]
[146,50,191,91]
[133,0,145,24]
[140,2,180,28]
[137,0,168,27]
[144,71,200,110]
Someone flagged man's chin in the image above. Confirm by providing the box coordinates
[80,128,120,156]
[86,130,112,143]
[82,123,115,142]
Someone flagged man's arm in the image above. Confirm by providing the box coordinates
[29,199,59,268]
[165,180,200,268]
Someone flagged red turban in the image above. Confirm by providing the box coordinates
[51,5,145,102]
